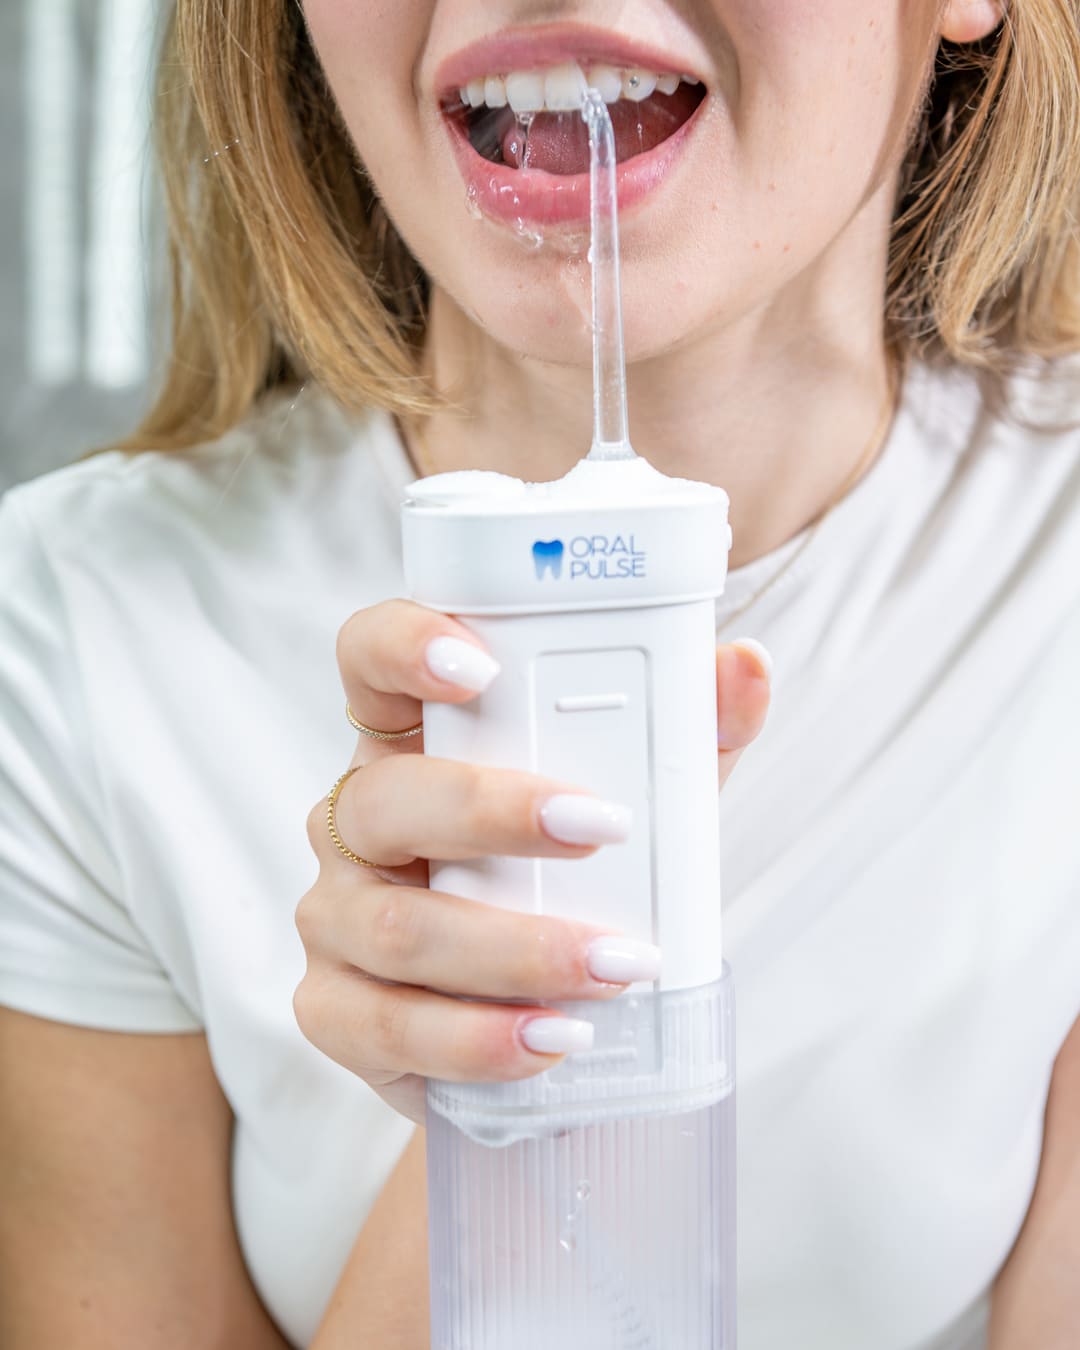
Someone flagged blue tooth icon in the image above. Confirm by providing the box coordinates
[533,539,565,580]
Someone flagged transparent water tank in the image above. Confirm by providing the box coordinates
[426,969,736,1350]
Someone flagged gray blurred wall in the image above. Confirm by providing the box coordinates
[1,0,163,493]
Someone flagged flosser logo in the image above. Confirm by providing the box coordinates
[532,534,647,581]
[532,539,565,579]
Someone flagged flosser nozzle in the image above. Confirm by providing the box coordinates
[581,90,635,463]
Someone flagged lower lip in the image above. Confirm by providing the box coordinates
[442,97,708,229]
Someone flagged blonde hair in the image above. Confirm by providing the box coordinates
[118,0,1080,453]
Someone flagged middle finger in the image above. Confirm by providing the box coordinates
[326,755,632,868]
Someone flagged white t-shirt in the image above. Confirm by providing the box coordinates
[1,357,1078,1350]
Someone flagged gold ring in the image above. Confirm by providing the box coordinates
[346,702,423,742]
[326,767,378,867]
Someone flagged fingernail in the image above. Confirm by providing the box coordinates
[586,936,662,984]
[519,1016,595,1056]
[425,636,500,692]
[731,635,774,682]
[539,794,632,846]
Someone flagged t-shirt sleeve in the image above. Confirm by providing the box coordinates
[0,487,200,1033]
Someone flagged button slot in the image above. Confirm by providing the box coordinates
[554,693,629,713]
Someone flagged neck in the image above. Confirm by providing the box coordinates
[401,185,899,571]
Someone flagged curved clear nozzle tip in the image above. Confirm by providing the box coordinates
[581,89,636,463]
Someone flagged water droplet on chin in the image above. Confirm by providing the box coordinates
[464,183,481,220]
[512,217,544,250]
[559,256,592,330]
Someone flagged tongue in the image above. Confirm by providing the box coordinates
[499,84,700,174]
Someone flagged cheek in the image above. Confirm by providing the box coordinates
[303,1,458,275]
[729,0,934,146]
[302,0,398,75]
[710,0,938,243]
[303,1,427,150]
[740,5,903,144]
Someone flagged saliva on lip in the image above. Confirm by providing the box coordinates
[461,101,627,256]
[463,108,545,250]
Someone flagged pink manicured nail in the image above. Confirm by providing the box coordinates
[587,936,663,985]
[731,636,774,682]
[539,794,632,846]
[519,1016,595,1056]
[425,636,500,692]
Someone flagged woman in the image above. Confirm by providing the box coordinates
[1,1,1078,1346]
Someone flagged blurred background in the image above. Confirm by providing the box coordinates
[1,0,163,493]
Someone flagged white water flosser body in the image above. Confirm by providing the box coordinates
[402,91,736,1349]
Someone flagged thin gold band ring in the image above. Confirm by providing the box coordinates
[326,767,377,867]
[345,702,423,742]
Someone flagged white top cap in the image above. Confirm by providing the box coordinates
[402,456,731,614]
[406,457,729,512]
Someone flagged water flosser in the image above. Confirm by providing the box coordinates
[402,90,736,1349]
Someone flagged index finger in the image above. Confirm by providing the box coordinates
[336,599,500,738]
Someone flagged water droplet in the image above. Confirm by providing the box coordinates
[586,244,595,265]
[558,1232,577,1253]
[512,217,544,250]
[464,183,482,220]
[513,111,535,171]
[504,129,525,166]
[576,1181,591,1201]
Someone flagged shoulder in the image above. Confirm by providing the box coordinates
[1,387,407,569]
[998,350,1080,436]
[0,387,412,788]
[902,354,1080,577]
[906,350,1080,461]
[0,389,411,1035]
[981,354,1080,552]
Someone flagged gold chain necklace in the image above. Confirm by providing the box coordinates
[397,357,901,630]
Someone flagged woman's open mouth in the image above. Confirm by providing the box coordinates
[438,58,708,230]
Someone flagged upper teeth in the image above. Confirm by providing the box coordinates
[458,61,698,114]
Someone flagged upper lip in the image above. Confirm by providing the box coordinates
[433,22,706,101]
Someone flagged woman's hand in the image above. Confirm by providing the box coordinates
[294,600,771,1124]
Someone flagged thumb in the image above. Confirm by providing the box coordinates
[716,638,773,791]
